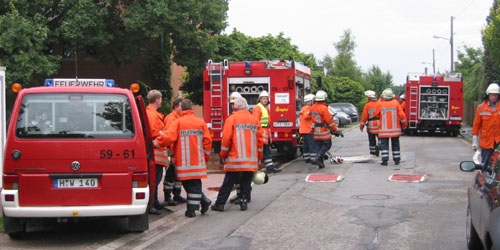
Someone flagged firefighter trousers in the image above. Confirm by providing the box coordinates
[215,172,253,205]
[182,179,208,211]
[379,137,400,162]
[301,133,315,162]
[314,139,332,160]
[480,148,494,167]
[154,164,165,207]
[164,161,182,197]
[368,133,379,156]
[263,144,275,170]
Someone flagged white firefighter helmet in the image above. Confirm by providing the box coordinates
[315,90,328,101]
[400,93,406,100]
[253,171,269,185]
[364,90,376,99]
[304,93,315,103]
[486,83,500,95]
[229,91,243,103]
[381,88,395,100]
[258,90,269,100]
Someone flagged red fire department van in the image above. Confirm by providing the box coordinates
[203,60,312,159]
[404,73,463,136]
[1,79,153,238]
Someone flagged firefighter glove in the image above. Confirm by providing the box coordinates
[472,135,478,151]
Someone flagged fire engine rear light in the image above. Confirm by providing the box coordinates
[288,76,294,90]
[3,174,19,190]
[132,173,148,188]
[136,192,146,200]
[5,194,15,202]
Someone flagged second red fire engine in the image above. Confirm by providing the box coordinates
[203,60,312,159]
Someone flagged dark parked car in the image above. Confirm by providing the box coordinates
[329,106,352,127]
[460,144,500,250]
[329,103,358,122]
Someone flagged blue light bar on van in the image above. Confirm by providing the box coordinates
[44,79,115,87]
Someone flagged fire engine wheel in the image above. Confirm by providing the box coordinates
[128,212,149,232]
[3,213,27,239]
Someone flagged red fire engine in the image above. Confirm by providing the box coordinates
[404,73,463,136]
[203,60,312,159]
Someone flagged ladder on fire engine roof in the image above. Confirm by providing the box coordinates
[408,86,419,129]
[207,60,228,131]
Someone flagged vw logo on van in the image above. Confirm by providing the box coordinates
[71,161,81,171]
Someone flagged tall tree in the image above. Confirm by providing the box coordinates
[363,65,394,95]
[482,0,500,85]
[456,46,486,103]
[330,29,363,83]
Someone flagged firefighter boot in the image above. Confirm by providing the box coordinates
[149,207,161,215]
[211,204,224,212]
[200,196,212,215]
[394,160,400,165]
[240,197,248,211]
[234,192,251,204]
[267,166,281,173]
[163,191,178,206]
[174,195,187,204]
[313,156,325,169]
[381,161,388,166]
[185,210,196,218]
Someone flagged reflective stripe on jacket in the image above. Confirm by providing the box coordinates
[472,101,500,149]
[377,99,407,138]
[162,110,212,181]
[146,106,169,166]
[252,103,271,144]
[360,99,380,134]
[299,105,313,134]
[310,102,338,140]
[220,109,264,172]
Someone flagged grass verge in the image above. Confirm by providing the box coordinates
[0,215,4,231]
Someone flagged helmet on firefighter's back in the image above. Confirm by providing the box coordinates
[304,94,315,103]
[258,90,269,101]
[381,88,395,100]
[253,171,269,185]
[486,83,500,95]
[229,91,243,103]
[315,90,328,101]
[400,93,406,100]
[364,90,376,99]
[328,106,336,116]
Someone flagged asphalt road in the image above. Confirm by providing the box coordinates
[0,127,477,250]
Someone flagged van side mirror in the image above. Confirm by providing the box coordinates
[460,161,479,172]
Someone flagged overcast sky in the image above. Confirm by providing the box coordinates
[224,0,492,86]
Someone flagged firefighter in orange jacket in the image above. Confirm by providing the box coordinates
[158,99,212,218]
[399,94,406,113]
[161,98,187,206]
[300,94,316,163]
[145,90,169,215]
[253,90,280,173]
[360,90,380,156]
[378,88,408,166]
[472,83,500,163]
[310,90,341,169]
[211,97,264,212]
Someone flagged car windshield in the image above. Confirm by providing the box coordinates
[16,93,135,139]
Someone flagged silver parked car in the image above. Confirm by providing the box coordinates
[329,106,352,127]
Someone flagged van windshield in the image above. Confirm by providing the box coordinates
[16,93,134,139]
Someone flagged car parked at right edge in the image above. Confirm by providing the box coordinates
[460,143,500,250]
